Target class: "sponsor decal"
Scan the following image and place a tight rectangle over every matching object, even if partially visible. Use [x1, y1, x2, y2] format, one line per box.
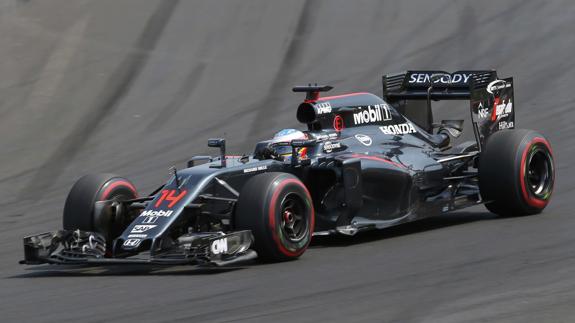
[314, 132, 339, 140]
[131, 225, 156, 233]
[498, 120, 514, 130]
[211, 237, 228, 255]
[323, 141, 342, 153]
[315, 102, 332, 114]
[142, 216, 159, 224]
[379, 123, 417, 135]
[333, 115, 344, 131]
[352, 104, 392, 125]
[486, 79, 511, 94]
[243, 165, 267, 173]
[155, 189, 187, 208]
[123, 239, 142, 248]
[491, 98, 513, 121]
[355, 134, 372, 146]
[408, 73, 472, 85]
[128, 234, 147, 239]
[477, 102, 489, 119]
[140, 209, 174, 217]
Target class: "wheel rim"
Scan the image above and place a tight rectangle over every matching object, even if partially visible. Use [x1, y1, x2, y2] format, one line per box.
[526, 146, 553, 199]
[97, 186, 137, 245]
[279, 193, 308, 243]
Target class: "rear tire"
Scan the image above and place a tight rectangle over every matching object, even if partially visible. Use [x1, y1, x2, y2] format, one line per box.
[63, 174, 138, 242]
[235, 172, 314, 262]
[479, 129, 554, 216]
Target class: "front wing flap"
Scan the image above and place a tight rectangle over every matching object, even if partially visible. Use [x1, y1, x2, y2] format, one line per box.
[21, 230, 255, 267]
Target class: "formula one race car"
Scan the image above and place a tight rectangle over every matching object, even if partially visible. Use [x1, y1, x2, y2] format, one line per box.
[21, 70, 555, 266]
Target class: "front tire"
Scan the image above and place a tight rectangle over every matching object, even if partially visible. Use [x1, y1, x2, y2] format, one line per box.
[63, 174, 138, 242]
[235, 172, 315, 262]
[479, 129, 554, 216]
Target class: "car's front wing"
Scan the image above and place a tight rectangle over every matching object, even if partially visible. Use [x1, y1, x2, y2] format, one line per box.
[20, 229, 255, 267]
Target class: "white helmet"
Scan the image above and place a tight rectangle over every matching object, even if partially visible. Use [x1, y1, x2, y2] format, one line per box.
[270, 129, 308, 158]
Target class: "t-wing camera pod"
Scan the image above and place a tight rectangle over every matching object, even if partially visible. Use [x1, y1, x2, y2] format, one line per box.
[292, 84, 333, 100]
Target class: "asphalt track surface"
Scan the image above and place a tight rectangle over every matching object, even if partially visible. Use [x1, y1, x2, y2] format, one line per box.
[1, 1, 575, 322]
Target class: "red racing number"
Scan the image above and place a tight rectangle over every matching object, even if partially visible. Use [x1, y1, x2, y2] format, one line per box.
[154, 189, 187, 208]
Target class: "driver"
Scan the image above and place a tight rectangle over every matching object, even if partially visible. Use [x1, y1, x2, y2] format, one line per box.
[269, 129, 308, 160]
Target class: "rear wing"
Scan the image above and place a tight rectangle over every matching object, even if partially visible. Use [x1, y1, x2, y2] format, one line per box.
[382, 70, 497, 101]
[382, 70, 515, 149]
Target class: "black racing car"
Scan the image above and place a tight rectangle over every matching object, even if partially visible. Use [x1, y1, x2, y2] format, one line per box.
[21, 70, 555, 266]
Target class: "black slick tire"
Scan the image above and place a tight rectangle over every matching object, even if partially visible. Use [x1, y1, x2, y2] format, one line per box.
[63, 174, 138, 241]
[235, 172, 314, 262]
[479, 129, 554, 216]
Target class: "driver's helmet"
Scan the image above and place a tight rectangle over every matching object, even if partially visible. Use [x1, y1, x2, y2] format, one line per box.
[270, 129, 308, 159]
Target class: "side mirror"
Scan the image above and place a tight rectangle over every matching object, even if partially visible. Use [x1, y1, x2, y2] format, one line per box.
[208, 138, 225, 148]
[208, 138, 226, 168]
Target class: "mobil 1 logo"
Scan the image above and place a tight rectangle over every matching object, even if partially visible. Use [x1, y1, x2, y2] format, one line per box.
[353, 104, 392, 125]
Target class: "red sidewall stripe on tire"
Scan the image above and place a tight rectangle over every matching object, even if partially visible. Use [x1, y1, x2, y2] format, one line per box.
[268, 178, 315, 258]
[100, 180, 138, 201]
[519, 137, 553, 208]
